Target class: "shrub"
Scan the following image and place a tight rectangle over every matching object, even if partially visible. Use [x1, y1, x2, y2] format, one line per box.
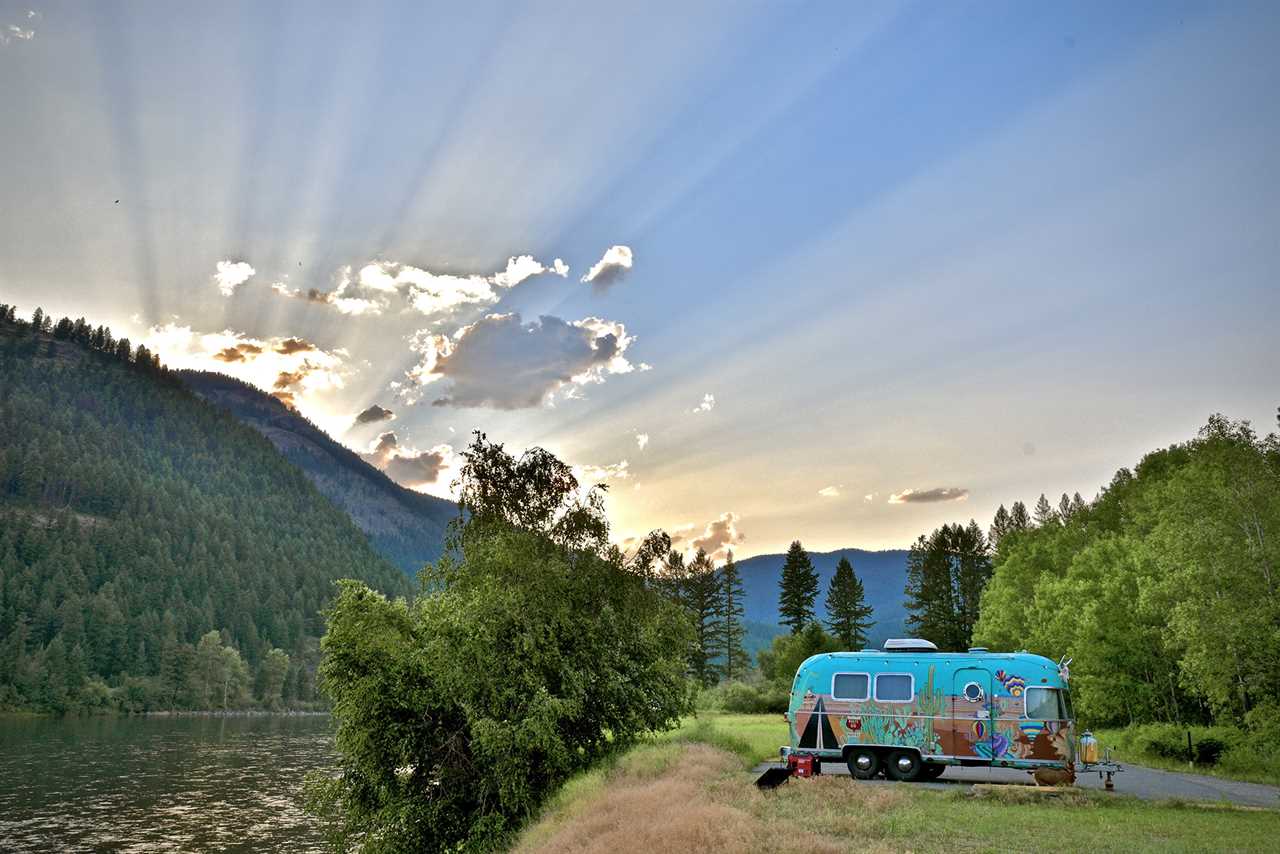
[699, 679, 788, 714]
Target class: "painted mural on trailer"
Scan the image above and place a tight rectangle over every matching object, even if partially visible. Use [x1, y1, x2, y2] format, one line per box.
[790, 658, 1073, 767]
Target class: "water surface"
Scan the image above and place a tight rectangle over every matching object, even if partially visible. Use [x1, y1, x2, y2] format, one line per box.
[0, 715, 335, 852]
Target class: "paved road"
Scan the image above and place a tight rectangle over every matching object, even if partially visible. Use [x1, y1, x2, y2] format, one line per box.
[751, 761, 1280, 809]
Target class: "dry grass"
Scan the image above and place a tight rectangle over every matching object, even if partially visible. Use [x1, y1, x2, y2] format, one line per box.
[513, 744, 854, 854]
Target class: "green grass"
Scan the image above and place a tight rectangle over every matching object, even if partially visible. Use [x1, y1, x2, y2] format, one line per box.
[656, 712, 790, 765]
[513, 716, 1280, 853]
[1092, 726, 1280, 788]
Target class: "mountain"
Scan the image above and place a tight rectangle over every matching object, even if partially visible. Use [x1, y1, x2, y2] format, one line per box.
[736, 548, 911, 648]
[179, 371, 457, 575]
[0, 308, 411, 712]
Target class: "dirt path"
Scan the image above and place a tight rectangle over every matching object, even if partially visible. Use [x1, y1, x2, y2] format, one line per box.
[751, 761, 1280, 808]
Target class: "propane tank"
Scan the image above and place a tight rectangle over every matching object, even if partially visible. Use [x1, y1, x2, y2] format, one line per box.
[1079, 731, 1099, 765]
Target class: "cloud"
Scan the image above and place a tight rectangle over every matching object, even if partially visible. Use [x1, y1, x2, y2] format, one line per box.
[690, 512, 745, 562]
[1, 24, 35, 45]
[290, 254, 568, 320]
[863, 493, 876, 503]
[691, 393, 715, 414]
[887, 487, 970, 504]
[576, 460, 631, 484]
[213, 260, 256, 297]
[398, 312, 639, 409]
[361, 431, 454, 492]
[580, 245, 634, 290]
[818, 485, 841, 498]
[274, 337, 316, 355]
[354, 404, 395, 425]
[635, 432, 649, 451]
[211, 342, 262, 363]
[141, 323, 349, 419]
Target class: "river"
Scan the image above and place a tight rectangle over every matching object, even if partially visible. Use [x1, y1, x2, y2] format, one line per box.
[0, 714, 336, 852]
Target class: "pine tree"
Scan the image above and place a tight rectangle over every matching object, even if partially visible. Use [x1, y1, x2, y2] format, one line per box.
[1033, 493, 1058, 527]
[988, 504, 1011, 547]
[778, 540, 819, 634]
[719, 551, 750, 680]
[685, 549, 724, 686]
[904, 523, 992, 650]
[1058, 492, 1073, 521]
[824, 555, 874, 649]
[1008, 500, 1031, 532]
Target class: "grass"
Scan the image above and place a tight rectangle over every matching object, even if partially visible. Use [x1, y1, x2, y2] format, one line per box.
[1091, 727, 1280, 788]
[512, 714, 1280, 853]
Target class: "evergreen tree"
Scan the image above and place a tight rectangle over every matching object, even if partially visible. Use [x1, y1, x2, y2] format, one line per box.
[718, 551, 750, 680]
[685, 549, 724, 686]
[1033, 493, 1058, 527]
[778, 540, 819, 634]
[904, 522, 992, 650]
[1008, 500, 1031, 532]
[988, 504, 1011, 547]
[825, 555, 874, 649]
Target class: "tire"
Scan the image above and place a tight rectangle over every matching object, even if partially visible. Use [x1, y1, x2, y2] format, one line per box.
[920, 762, 946, 780]
[885, 750, 923, 782]
[846, 748, 880, 780]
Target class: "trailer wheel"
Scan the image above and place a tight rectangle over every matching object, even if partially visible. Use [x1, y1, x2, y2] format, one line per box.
[920, 762, 946, 780]
[885, 750, 923, 782]
[846, 748, 880, 780]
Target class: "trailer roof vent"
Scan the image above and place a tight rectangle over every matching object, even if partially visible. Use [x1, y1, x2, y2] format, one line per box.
[968, 647, 989, 654]
[882, 638, 938, 653]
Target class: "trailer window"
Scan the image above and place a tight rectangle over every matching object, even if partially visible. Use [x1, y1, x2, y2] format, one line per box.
[832, 673, 869, 701]
[874, 673, 913, 702]
[1025, 687, 1066, 720]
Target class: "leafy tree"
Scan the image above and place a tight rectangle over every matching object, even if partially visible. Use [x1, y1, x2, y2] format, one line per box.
[758, 622, 841, 684]
[307, 433, 692, 852]
[825, 555, 874, 649]
[256, 647, 290, 710]
[719, 550, 750, 681]
[778, 540, 819, 634]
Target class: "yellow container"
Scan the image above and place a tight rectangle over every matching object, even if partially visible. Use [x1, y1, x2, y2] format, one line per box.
[1079, 731, 1099, 765]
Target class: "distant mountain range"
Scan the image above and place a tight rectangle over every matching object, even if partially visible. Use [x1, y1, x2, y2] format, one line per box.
[737, 548, 910, 648]
[180, 372, 458, 576]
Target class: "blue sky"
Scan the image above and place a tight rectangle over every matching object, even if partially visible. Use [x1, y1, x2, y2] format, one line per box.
[2, 0, 1277, 556]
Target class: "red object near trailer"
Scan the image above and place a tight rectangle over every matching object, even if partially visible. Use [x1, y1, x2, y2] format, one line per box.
[789, 754, 814, 778]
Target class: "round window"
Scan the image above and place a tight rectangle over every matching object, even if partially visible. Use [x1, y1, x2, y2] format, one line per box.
[963, 681, 984, 703]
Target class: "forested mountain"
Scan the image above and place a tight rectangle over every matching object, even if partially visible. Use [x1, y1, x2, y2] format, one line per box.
[0, 306, 412, 712]
[736, 548, 909, 646]
[179, 371, 457, 575]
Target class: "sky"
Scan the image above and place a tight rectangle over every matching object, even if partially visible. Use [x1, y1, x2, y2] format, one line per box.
[2, 0, 1278, 558]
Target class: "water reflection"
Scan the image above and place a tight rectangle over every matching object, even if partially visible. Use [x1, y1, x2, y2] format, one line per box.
[0, 715, 336, 852]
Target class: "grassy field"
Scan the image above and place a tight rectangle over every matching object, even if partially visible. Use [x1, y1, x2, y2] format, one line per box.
[512, 714, 1280, 853]
[1091, 726, 1280, 788]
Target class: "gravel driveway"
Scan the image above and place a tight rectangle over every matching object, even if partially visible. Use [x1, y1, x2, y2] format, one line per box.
[752, 761, 1280, 808]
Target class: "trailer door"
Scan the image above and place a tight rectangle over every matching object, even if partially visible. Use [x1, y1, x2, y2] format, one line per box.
[951, 667, 993, 759]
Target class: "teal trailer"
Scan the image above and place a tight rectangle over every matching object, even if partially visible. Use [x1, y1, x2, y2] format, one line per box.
[780, 638, 1075, 782]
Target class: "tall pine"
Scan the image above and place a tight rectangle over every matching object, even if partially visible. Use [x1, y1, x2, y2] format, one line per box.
[825, 555, 874, 649]
[719, 551, 750, 680]
[778, 540, 819, 634]
[685, 549, 724, 686]
[904, 522, 992, 650]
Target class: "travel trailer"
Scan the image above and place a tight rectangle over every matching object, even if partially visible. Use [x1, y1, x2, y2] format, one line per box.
[780, 639, 1075, 781]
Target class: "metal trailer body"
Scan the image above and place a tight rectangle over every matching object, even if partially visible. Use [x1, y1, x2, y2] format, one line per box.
[781, 640, 1075, 780]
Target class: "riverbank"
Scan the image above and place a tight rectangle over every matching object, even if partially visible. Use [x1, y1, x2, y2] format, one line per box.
[513, 716, 1280, 853]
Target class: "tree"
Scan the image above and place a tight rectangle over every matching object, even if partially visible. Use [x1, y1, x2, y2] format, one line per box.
[778, 540, 819, 634]
[1008, 500, 1031, 532]
[719, 551, 750, 681]
[307, 433, 693, 853]
[988, 504, 1011, 547]
[685, 549, 724, 686]
[904, 522, 991, 650]
[825, 555, 874, 649]
[1033, 493, 1058, 527]
[256, 647, 290, 710]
